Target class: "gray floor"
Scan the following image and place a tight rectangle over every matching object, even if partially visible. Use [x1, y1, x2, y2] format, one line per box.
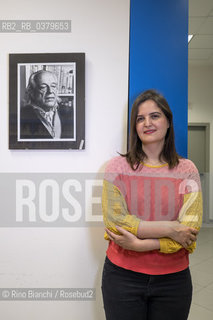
[188, 224, 213, 320]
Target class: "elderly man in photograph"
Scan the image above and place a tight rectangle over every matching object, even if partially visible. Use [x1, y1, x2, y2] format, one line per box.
[20, 70, 73, 139]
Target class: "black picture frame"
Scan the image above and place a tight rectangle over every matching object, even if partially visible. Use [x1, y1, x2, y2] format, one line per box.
[9, 53, 85, 149]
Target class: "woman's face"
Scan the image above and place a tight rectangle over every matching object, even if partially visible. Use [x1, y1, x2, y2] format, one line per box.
[136, 99, 169, 146]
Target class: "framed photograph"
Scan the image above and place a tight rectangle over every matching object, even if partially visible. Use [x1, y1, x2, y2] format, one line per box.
[9, 53, 85, 149]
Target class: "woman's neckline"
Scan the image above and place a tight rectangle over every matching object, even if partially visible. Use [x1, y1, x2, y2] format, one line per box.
[141, 162, 168, 168]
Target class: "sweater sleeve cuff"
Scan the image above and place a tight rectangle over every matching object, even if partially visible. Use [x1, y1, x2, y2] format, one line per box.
[103, 219, 140, 241]
[159, 238, 182, 254]
[159, 238, 196, 254]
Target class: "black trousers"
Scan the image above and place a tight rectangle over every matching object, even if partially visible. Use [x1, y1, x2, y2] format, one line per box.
[102, 257, 192, 320]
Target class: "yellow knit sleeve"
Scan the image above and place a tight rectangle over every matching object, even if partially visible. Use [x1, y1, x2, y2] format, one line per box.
[159, 191, 203, 254]
[102, 179, 141, 240]
[159, 237, 196, 254]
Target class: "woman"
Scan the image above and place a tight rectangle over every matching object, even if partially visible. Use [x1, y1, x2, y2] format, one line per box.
[101, 89, 202, 320]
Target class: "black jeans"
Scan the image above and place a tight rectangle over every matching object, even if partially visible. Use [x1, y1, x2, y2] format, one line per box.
[102, 257, 192, 320]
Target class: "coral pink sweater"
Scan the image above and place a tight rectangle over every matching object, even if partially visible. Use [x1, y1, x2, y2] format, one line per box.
[102, 156, 202, 275]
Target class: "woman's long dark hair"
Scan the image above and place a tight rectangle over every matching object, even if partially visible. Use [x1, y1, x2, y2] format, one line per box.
[124, 89, 180, 170]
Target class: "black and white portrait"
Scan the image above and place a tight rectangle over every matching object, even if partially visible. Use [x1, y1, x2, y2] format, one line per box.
[9, 53, 85, 149]
[19, 63, 75, 141]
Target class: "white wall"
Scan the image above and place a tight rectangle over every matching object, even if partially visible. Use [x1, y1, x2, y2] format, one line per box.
[0, 1, 130, 319]
[188, 65, 213, 220]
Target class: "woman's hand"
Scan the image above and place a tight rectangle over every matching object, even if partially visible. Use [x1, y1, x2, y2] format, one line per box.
[169, 221, 198, 248]
[105, 226, 140, 251]
[105, 226, 160, 252]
